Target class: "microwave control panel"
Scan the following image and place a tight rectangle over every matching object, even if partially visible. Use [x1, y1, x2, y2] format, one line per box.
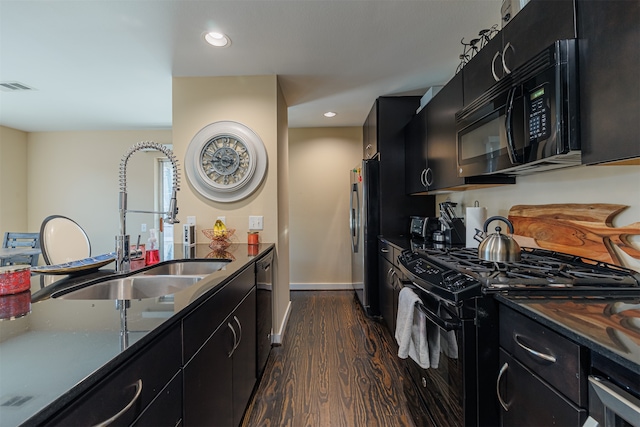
[528, 85, 550, 142]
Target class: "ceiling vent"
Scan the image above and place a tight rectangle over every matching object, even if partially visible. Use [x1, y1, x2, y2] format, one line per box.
[0, 82, 36, 92]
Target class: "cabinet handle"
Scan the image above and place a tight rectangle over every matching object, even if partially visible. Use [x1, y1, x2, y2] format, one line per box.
[420, 169, 427, 187]
[227, 323, 237, 357]
[491, 50, 502, 81]
[365, 144, 372, 159]
[502, 42, 515, 75]
[233, 315, 243, 350]
[514, 334, 557, 363]
[424, 168, 433, 187]
[496, 362, 510, 412]
[92, 379, 143, 427]
[381, 248, 389, 253]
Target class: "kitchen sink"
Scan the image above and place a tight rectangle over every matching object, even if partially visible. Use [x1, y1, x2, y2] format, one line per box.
[139, 260, 230, 276]
[53, 260, 230, 300]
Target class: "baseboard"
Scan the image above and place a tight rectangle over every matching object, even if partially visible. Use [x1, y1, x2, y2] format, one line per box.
[271, 299, 291, 345]
[289, 283, 353, 291]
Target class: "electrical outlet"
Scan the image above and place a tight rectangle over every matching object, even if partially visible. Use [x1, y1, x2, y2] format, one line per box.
[217, 216, 226, 225]
[249, 216, 263, 230]
[187, 216, 196, 225]
[141, 223, 147, 232]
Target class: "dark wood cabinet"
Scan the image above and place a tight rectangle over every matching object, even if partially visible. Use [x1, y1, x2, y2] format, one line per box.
[47, 324, 182, 427]
[378, 239, 403, 335]
[364, 96, 435, 235]
[183, 266, 257, 427]
[404, 107, 429, 194]
[405, 74, 515, 194]
[463, 0, 577, 105]
[184, 310, 235, 426]
[577, 0, 640, 164]
[498, 305, 588, 426]
[363, 102, 377, 159]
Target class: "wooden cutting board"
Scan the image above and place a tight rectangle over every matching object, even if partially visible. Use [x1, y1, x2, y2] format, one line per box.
[507, 204, 640, 266]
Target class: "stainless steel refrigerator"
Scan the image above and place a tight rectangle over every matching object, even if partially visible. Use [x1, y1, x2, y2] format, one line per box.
[350, 159, 380, 316]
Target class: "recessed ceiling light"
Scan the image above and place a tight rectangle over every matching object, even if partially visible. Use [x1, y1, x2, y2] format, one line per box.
[204, 32, 231, 47]
[324, 111, 337, 118]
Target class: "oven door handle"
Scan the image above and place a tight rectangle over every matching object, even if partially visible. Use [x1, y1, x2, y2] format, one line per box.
[415, 302, 461, 332]
[588, 375, 640, 425]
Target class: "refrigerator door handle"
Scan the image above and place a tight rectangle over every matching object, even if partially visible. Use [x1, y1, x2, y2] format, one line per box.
[350, 183, 360, 252]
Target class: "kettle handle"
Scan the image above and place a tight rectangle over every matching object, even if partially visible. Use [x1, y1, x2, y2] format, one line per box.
[483, 216, 515, 234]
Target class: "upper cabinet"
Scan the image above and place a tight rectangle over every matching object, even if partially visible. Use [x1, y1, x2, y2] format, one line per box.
[362, 102, 378, 159]
[463, 0, 577, 105]
[405, 73, 515, 194]
[577, 0, 640, 165]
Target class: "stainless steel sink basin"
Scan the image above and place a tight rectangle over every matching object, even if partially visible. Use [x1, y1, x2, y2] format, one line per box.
[139, 260, 230, 276]
[54, 275, 205, 300]
[53, 260, 230, 300]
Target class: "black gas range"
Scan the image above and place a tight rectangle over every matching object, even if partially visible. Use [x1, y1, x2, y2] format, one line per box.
[396, 246, 640, 427]
[399, 246, 640, 302]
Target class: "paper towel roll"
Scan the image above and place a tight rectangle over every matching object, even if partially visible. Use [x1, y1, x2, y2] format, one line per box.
[465, 206, 487, 248]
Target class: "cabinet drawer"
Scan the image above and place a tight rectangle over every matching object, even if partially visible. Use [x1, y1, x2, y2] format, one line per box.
[498, 350, 586, 426]
[48, 325, 181, 426]
[132, 371, 182, 426]
[183, 264, 255, 362]
[499, 305, 585, 405]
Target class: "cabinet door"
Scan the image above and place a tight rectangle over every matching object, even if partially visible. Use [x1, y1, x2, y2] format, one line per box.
[462, 33, 505, 105]
[184, 319, 234, 427]
[502, 0, 576, 74]
[47, 325, 181, 427]
[425, 72, 464, 191]
[363, 101, 377, 159]
[232, 288, 257, 427]
[378, 253, 395, 335]
[132, 371, 182, 427]
[578, 0, 640, 164]
[405, 107, 429, 194]
[498, 350, 586, 427]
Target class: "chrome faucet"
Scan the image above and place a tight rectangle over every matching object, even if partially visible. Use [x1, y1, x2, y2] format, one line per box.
[116, 141, 180, 273]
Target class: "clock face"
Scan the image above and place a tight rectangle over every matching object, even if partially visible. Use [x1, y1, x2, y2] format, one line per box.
[200, 136, 251, 187]
[185, 121, 268, 203]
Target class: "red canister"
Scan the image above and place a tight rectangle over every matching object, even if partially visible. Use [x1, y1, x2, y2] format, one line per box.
[0, 266, 31, 296]
[0, 290, 31, 320]
[247, 232, 259, 245]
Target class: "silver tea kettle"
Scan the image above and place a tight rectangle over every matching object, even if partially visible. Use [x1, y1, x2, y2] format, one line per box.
[476, 216, 521, 262]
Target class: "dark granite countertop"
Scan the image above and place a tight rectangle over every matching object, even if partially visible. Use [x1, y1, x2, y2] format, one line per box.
[496, 295, 640, 375]
[0, 243, 274, 427]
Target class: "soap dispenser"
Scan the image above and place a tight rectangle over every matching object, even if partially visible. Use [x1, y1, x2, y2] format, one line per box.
[145, 229, 160, 265]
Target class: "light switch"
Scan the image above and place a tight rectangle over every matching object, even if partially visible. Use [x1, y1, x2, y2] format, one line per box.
[249, 216, 263, 230]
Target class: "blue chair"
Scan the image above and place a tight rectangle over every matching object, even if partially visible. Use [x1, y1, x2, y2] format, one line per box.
[2, 232, 41, 267]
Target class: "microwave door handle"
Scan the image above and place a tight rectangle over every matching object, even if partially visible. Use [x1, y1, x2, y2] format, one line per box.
[505, 87, 521, 164]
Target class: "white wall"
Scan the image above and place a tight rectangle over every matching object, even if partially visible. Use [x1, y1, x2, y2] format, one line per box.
[288, 127, 362, 288]
[26, 130, 172, 256]
[0, 126, 28, 233]
[437, 164, 640, 269]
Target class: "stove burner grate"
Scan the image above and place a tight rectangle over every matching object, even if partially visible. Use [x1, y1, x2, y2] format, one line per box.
[414, 246, 640, 292]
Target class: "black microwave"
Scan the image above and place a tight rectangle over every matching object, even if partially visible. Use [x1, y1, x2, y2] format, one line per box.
[455, 39, 580, 177]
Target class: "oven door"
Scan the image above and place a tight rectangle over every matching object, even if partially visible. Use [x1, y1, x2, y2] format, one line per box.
[404, 289, 471, 427]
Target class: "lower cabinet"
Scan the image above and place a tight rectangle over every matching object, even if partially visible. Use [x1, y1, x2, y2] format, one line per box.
[378, 239, 403, 336]
[183, 284, 257, 427]
[498, 304, 587, 426]
[47, 324, 182, 427]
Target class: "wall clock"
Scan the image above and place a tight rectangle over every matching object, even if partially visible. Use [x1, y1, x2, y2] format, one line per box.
[185, 121, 268, 202]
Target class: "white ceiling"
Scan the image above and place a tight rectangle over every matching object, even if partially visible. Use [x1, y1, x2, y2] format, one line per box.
[0, 0, 501, 132]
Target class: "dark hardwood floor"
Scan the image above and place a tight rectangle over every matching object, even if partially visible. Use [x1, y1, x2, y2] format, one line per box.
[242, 290, 422, 427]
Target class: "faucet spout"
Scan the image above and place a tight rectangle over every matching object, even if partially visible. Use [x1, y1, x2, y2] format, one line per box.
[116, 141, 180, 273]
